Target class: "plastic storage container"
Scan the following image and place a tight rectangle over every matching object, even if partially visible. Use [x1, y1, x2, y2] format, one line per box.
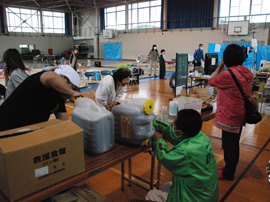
[112, 98, 156, 146]
[72, 97, 114, 155]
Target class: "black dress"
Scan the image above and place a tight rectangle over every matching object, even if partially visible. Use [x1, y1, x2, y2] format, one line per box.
[159, 55, 166, 79]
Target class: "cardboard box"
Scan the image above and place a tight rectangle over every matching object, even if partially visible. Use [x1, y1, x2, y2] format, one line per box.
[51, 184, 111, 202]
[70, 184, 111, 202]
[181, 87, 214, 101]
[0, 120, 85, 202]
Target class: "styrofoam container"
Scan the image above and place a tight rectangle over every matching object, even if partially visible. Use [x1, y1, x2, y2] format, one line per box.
[112, 98, 156, 146]
[72, 97, 114, 155]
[175, 97, 203, 114]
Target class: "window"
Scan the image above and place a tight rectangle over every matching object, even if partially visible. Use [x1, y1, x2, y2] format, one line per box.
[128, 0, 161, 29]
[43, 11, 65, 34]
[219, 0, 270, 23]
[250, 0, 270, 23]
[6, 7, 41, 33]
[104, 5, 125, 30]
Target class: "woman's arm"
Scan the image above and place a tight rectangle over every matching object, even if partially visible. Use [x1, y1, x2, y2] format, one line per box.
[40, 71, 83, 102]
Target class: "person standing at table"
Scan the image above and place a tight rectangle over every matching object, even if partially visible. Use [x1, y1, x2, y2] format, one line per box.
[208, 44, 253, 181]
[193, 44, 204, 73]
[159, 49, 166, 79]
[146, 109, 219, 202]
[3, 48, 31, 99]
[0, 66, 83, 132]
[96, 68, 130, 111]
[69, 48, 78, 71]
[148, 44, 159, 77]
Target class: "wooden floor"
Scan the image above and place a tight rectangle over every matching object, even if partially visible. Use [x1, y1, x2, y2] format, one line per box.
[56, 76, 270, 202]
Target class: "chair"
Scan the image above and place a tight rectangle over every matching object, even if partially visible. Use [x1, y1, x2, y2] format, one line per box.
[100, 70, 111, 78]
[84, 72, 99, 97]
[127, 68, 138, 90]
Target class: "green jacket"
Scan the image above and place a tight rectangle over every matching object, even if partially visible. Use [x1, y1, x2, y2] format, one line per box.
[153, 120, 219, 202]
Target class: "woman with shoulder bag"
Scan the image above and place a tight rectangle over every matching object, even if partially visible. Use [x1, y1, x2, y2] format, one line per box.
[208, 44, 253, 181]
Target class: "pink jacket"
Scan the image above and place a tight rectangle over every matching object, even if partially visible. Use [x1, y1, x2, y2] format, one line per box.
[209, 66, 253, 126]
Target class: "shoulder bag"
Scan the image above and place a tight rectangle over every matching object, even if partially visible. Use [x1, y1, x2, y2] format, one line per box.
[228, 69, 262, 124]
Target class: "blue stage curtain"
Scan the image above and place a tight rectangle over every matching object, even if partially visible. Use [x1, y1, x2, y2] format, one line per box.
[0, 5, 5, 33]
[160, 0, 164, 29]
[65, 13, 70, 35]
[100, 8, 105, 31]
[167, 0, 214, 29]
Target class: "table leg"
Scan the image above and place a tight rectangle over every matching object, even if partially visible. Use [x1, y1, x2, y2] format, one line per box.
[150, 150, 155, 190]
[156, 161, 161, 190]
[121, 162, 125, 191]
[128, 158, 132, 187]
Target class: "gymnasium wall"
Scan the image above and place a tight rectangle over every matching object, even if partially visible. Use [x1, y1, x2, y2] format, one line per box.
[76, 0, 269, 61]
[0, 35, 73, 58]
[99, 28, 269, 61]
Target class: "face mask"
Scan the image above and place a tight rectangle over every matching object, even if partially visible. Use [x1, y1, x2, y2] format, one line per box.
[200, 47, 203, 50]
[154, 47, 157, 50]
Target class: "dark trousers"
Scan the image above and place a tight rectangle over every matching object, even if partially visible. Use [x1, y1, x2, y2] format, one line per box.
[159, 66, 165, 79]
[222, 128, 242, 179]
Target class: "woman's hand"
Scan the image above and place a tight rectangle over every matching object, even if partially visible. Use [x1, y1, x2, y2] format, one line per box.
[214, 59, 225, 74]
[105, 105, 111, 111]
[219, 59, 225, 69]
[69, 91, 84, 103]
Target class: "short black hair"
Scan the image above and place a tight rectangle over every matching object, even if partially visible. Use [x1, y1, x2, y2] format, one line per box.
[223, 44, 246, 67]
[199, 44, 203, 47]
[175, 109, 202, 138]
[161, 49, 165, 53]
[112, 68, 131, 83]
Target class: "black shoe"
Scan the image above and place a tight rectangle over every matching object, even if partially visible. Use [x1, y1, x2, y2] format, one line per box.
[148, 74, 151, 76]
[154, 74, 157, 78]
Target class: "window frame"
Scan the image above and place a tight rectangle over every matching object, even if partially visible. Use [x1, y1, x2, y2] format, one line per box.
[5, 7, 66, 35]
[5, 7, 41, 33]
[219, 0, 270, 24]
[104, 5, 126, 30]
[42, 11, 65, 34]
[128, 0, 162, 30]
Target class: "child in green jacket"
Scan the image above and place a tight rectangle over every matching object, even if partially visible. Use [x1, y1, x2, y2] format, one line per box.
[146, 109, 219, 202]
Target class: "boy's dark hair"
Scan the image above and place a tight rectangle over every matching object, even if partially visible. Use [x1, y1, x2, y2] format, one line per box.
[161, 49, 165, 53]
[175, 109, 202, 138]
[199, 44, 203, 47]
[223, 44, 246, 67]
[112, 68, 131, 87]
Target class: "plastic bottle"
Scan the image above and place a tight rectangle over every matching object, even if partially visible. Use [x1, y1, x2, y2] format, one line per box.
[72, 97, 115, 155]
[161, 106, 168, 122]
[112, 98, 156, 146]
[267, 77, 270, 86]
[169, 100, 178, 116]
[265, 105, 270, 116]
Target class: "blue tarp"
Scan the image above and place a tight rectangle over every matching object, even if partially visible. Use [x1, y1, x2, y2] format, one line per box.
[208, 43, 255, 69]
[256, 45, 270, 68]
[104, 43, 122, 60]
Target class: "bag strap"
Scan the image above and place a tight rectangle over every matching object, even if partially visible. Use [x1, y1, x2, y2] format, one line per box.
[227, 69, 247, 99]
